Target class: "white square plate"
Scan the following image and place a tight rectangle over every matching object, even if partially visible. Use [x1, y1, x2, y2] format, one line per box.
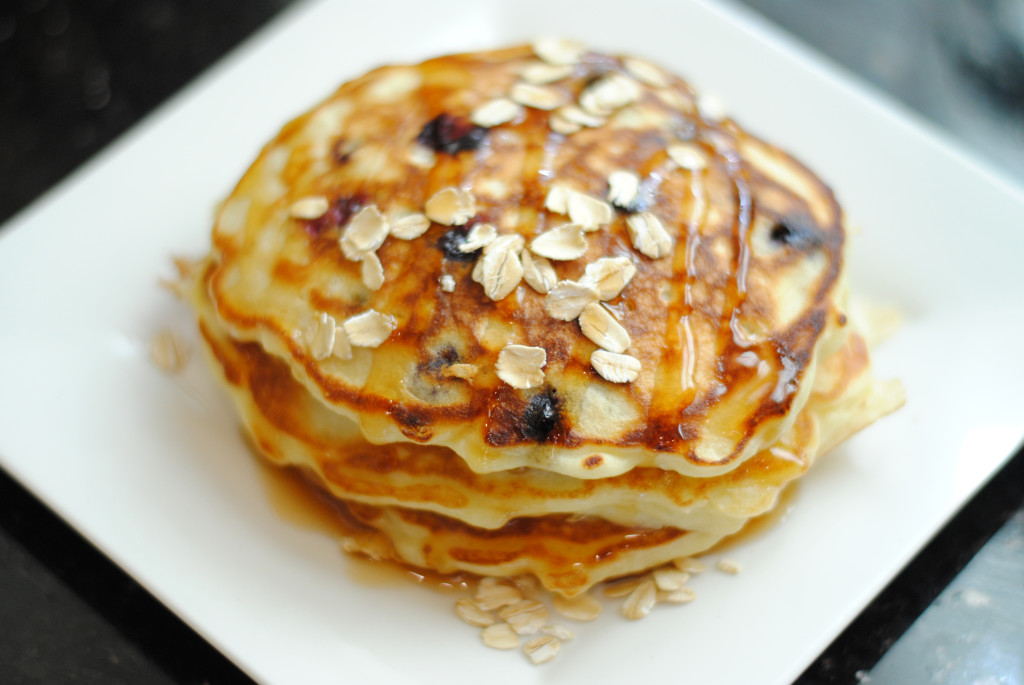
[2, 1, 1023, 683]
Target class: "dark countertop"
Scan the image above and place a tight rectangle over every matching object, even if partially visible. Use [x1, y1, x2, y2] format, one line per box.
[1, 2, 1021, 683]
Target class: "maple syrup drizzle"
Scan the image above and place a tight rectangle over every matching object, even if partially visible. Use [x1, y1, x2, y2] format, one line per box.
[646, 156, 707, 427]
[311, 53, 806, 455]
[646, 114, 766, 451]
[708, 129, 771, 385]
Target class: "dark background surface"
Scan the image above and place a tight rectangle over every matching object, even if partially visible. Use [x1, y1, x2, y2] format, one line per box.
[1, 1, 1022, 683]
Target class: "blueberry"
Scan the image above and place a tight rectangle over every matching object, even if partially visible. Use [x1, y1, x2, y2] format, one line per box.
[416, 113, 488, 155]
[437, 228, 480, 262]
[768, 213, 823, 249]
[521, 389, 560, 442]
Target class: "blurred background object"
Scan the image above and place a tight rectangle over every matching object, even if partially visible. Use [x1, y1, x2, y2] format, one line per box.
[736, 4, 1024, 683]
[0, 1, 1021, 684]
[0, 0, 293, 226]
[738, 0, 1024, 181]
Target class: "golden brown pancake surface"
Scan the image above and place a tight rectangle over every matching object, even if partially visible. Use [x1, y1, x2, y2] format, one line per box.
[205, 45, 850, 480]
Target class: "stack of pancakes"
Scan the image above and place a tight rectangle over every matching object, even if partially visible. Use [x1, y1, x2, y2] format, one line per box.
[186, 42, 903, 597]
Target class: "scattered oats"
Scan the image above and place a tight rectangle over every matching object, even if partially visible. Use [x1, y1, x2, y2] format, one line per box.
[360, 252, 385, 291]
[289, 195, 330, 220]
[455, 598, 496, 628]
[543, 624, 575, 640]
[623, 57, 669, 88]
[532, 36, 587, 65]
[498, 599, 548, 636]
[621, 579, 657, 620]
[159, 256, 199, 299]
[609, 105, 670, 130]
[552, 592, 603, 622]
[652, 567, 691, 592]
[471, 256, 485, 283]
[443, 363, 478, 380]
[530, 223, 588, 260]
[476, 578, 523, 611]
[579, 73, 642, 116]
[473, 234, 525, 285]
[150, 330, 186, 373]
[659, 586, 697, 604]
[626, 211, 674, 259]
[407, 144, 436, 169]
[483, 233, 526, 255]
[471, 97, 523, 127]
[459, 222, 498, 252]
[367, 67, 421, 101]
[579, 303, 631, 353]
[549, 110, 582, 135]
[331, 325, 353, 360]
[511, 574, 541, 594]
[472, 237, 524, 301]
[510, 82, 567, 111]
[307, 312, 337, 361]
[697, 92, 728, 121]
[425, 187, 476, 226]
[544, 183, 571, 214]
[717, 558, 742, 575]
[655, 87, 693, 112]
[521, 250, 558, 293]
[481, 623, 520, 650]
[567, 191, 614, 231]
[340, 205, 390, 260]
[521, 61, 574, 84]
[495, 343, 546, 389]
[580, 256, 636, 300]
[667, 142, 707, 171]
[556, 104, 607, 128]
[602, 576, 647, 598]
[389, 212, 430, 240]
[439, 273, 456, 292]
[606, 170, 641, 209]
[591, 349, 642, 383]
[545, 280, 600, 321]
[342, 310, 396, 347]
[546, 184, 614, 229]
[672, 557, 707, 574]
[523, 635, 561, 665]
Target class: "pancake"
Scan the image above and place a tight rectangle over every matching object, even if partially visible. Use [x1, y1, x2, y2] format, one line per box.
[204, 44, 852, 480]
[186, 40, 904, 597]
[189, 249, 899, 596]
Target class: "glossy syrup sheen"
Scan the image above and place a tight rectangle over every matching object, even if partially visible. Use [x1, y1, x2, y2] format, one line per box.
[204, 45, 848, 479]
[196, 306, 811, 534]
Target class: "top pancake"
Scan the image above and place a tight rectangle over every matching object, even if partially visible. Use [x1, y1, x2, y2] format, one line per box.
[204, 43, 847, 479]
